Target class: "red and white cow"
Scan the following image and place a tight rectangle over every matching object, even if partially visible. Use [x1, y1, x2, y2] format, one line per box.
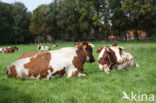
[0, 46, 19, 53]
[7, 42, 95, 79]
[111, 52, 139, 70]
[97, 44, 124, 74]
[52, 43, 58, 48]
[38, 45, 50, 51]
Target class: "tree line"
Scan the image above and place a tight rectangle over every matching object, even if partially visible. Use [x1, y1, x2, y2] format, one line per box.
[0, 0, 156, 44]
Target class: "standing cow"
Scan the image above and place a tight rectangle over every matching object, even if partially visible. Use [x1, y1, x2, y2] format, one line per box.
[7, 42, 95, 79]
[97, 44, 124, 74]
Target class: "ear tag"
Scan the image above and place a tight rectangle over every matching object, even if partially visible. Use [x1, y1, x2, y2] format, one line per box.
[83, 45, 87, 48]
[75, 45, 78, 48]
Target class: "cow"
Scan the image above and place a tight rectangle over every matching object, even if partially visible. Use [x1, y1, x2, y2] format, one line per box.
[7, 41, 95, 79]
[52, 43, 58, 48]
[38, 45, 50, 51]
[111, 52, 139, 70]
[0, 46, 19, 53]
[97, 44, 124, 74]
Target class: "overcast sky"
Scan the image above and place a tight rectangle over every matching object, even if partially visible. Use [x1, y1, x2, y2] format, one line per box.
[2, 0, 52, 11]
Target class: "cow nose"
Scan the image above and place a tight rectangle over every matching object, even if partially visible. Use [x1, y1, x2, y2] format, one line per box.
[119, 59, 124, 63]
[90, 58, 95, 63]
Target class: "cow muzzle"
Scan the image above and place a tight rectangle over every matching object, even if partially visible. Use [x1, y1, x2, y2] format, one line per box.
[118, 59, 124, 64]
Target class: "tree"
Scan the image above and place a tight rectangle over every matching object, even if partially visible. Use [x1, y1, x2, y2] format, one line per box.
[121, 0, 156, 39]
[30, 4, 50, 41]
[0, 2, 14, 44]
[11, 2, 31, 43]
[0, 2, 32, 44]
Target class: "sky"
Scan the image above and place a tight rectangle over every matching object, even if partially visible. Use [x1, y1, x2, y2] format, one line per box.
[2, 0, 53, 11]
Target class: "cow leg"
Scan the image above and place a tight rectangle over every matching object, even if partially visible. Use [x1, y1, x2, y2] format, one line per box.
[99, 64, 104, 71]
[67, 65, 86, 77]
[78, 73, 86, 77]
[103, 64, 110, 74]
[66, 65, 78, 77]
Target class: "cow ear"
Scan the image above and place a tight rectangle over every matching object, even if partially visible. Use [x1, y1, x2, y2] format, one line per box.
[112, 44, 117, 46]
[119, 46, 124, 51]
[106, 46, 110, 52]
[96, 47, 104, 53]
[74, 42, 79, 48]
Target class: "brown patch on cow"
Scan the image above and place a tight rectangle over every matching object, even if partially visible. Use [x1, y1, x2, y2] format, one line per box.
[52, 68, 66, 76]
[112, 44, 117, 46]
[8, 65, 17, 77]
[21, 52, 39, 59]
[73, 46, 86, 73]
[1, 46, 18, 53]
[119, 48, 124, 56]
[97, 47, 104, 53]
[98, 47, 110, 67]
[71, 71, 79, 77]
[108, 47, 118, 64]
[24, 52, 53, 79]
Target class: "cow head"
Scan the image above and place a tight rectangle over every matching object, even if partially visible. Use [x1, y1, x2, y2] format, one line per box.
[74, 41, 95, 63]
[13, 46, 19, 51]
[106, 44, 124, 64]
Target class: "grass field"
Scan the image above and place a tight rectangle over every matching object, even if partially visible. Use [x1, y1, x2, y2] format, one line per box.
[0, 42, 156, 103]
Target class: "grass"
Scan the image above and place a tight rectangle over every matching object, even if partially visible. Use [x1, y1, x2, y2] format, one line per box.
[0, 42, 156, 103]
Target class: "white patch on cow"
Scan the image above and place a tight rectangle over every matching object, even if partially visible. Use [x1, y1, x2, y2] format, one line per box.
[98, 47, 106, 60]
[86, 56, 90, 62]
[110, 46, 122, 62]
[46, 70, 53, 80]
[103, 64, 110, 74]
[67, 65, 77, 77]
[30, 75, 36, 79]
[78, 73, 86, 77]
[99, 64, 104, 71]
[7, 58, 30, 78]
[49, 47, 78, 78]
[37, 74, 40, 79]
[0, 48, 2, 52]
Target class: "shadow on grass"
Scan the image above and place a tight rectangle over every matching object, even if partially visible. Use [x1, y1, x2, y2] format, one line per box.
[0, 84, 33, 103]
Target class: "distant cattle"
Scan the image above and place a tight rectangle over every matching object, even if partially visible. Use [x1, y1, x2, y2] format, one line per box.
[52, 43, 58, 48]
[0, 46, 19, 53]
[97, 44, 124, 74]
[7, 41, 95, 79]
[111, 52, 139, 70]
[38, 45, 50, 51]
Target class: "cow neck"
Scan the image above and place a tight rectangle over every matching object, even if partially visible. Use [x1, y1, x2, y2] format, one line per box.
[76, 46, 87, 64]
[106, 47, 113, 66]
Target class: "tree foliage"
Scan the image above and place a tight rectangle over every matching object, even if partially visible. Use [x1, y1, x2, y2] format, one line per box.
[0, 0, 156, 44]
[0, 2, 32, 44]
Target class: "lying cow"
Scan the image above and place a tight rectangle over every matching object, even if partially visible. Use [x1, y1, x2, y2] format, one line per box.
[0, 46, 19, 53]
[97, 44, 124, 74]
[38, 45, 50, 51]
[7, 41, 95, 79]
[111, 52, 139, 70]
[52, 43, 58, 48]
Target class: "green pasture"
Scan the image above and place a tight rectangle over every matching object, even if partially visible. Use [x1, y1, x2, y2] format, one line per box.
[0, 42, 156, 103]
